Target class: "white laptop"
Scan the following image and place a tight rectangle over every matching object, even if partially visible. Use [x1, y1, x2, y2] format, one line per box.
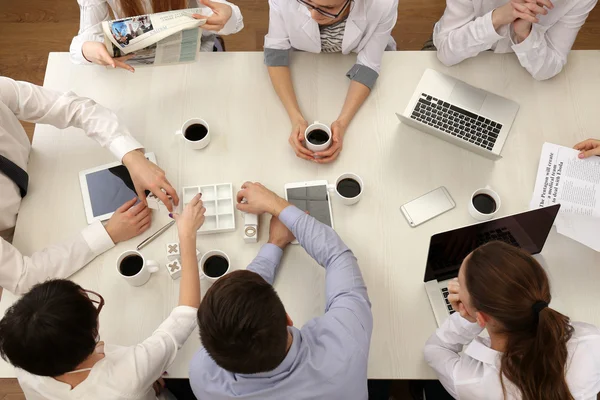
[397, 69, 520, 160]
[424, 204, 561, 327]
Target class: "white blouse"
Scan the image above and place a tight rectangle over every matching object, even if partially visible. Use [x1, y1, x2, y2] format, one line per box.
[70, 0, 244, 64]
[424, 312, 600, 399]
[16, 306, 197, 400]
[432, 0, 597, 80]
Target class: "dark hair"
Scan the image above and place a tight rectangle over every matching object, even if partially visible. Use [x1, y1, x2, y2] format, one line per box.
[197, 270, 289, 374]
[464, 241, 574, 400]
[118, 0, 187, 17]
[0, 280, 99, 376]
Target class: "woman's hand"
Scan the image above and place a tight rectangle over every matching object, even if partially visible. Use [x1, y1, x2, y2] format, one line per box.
[172, 194, 206, 239]
[314, 120, 346, 163]
[447, 279, 477, 323]
[574, 138, 600, 159]
[82, 41, 135, 72]
[104, 198, 152, 243]
[192, 0, 233, 31]
[288, 118, 313, 161]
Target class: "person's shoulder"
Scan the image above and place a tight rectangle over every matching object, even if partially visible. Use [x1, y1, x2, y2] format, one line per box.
[569, 321, 600, 343]
[189, 348, 220, 377]
[362, 0, 398, 17]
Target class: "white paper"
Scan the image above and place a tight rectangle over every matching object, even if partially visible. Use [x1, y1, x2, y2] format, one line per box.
[530, 142, 600, 251]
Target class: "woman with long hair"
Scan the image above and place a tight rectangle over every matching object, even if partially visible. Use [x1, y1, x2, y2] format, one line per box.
[424, 241, 600, 399]
[71, 0, 244, 71]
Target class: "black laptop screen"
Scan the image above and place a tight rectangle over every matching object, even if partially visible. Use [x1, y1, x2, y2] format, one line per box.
[423, 204, 561, 282]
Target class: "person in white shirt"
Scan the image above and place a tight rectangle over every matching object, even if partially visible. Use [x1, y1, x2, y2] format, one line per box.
[264, 0, 398, 163]
[0, 194, 206, 400]
[575, 137, 600, 159]
[424, 241, 600, 400]
[72, 0, 244, 71]
[432, 0, 597, 81]
[0, 76, 179, 295]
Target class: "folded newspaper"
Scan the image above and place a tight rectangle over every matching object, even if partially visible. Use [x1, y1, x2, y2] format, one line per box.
[102, 8, 206, 67]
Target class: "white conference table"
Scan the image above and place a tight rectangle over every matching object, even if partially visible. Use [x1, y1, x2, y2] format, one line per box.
[2, 50, 600, 380]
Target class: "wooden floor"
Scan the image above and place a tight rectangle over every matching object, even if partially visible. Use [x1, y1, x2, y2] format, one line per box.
[0, 0, 599, 397]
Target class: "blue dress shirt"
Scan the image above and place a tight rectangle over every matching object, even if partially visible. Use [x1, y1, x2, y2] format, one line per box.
[189, 205, 373, 400]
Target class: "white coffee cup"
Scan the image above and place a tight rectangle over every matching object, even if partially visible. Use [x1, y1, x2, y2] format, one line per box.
[199, 250, 230, 287]
[116, 250, 159, 287]
[175, 118, 210, 150]
[328, 173, 364, 206]
[468, 186, 501, 221]
[304, 121, 332, 153]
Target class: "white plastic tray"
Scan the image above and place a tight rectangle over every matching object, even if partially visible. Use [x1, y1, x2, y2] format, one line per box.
[182, 183, 236, 234]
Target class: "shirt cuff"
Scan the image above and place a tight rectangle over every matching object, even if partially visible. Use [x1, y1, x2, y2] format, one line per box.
[278, 205, 305, 230]
[155, 305, 198, 348]
[478, 10, 506, 43]
[437, 312, 484, 342]
[264, 48, 290, 67]
[510, 23, 542, 53]
[81, 221, 115, 256]
[108, 135, 144, 161]
[256, 243, 284, 266]
[346, 64, 379, 90]
[218, 2, 244, 35]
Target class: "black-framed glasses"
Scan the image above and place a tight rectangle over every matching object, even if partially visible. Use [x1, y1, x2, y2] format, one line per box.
[297, 0, 353, 19]
[84, 290, 105, 315]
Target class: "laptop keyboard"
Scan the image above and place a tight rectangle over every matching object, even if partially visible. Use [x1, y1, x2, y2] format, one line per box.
[410, 93, 503, 152]
[476, 227, 520, 247]
[441, 287, 456, 315]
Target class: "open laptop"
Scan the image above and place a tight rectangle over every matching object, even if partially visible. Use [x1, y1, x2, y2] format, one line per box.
[424, 204, 561, 327]
[396, 69, 519, 161]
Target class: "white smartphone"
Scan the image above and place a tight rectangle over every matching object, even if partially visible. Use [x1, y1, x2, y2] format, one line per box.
[284, 180, 334, 243]
[400, 186, 455, 227]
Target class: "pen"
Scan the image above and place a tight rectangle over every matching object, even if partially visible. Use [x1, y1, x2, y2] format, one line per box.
[137, 220, 176, 251]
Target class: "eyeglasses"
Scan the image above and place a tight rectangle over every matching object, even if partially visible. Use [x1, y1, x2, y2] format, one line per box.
[297, 0, 353, 19]
[84, 290, 105, 315]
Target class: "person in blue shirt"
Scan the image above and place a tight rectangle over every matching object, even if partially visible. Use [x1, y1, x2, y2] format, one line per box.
[189, 181, 373, 400]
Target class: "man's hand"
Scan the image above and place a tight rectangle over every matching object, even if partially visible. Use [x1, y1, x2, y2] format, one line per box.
[492, 0, 553, 30]
[236, 182, 290, 216]
[268, 216, 296, 249]
[192, 0, 233, 31]
[105, 198, 152, 243]
[172, 193, 206, 239]
[122, 150, 180, 212]
[447, 279, 477, 323]
[82, 41, 135, 72]
[288, 118, 313, 161]
[314, 120, 346, 163]
[574, 138, 600, 159]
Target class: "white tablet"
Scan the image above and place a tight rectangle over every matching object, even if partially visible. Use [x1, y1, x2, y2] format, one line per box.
[284, 180, 334, 235]
[79, 153, 156, 224]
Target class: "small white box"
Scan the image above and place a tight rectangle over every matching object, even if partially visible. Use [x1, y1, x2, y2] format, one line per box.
[243, 213, 258, 243]
[165, 259, 182, 280]
[147, 193, 160, 210]
[166, 242, 180, 261]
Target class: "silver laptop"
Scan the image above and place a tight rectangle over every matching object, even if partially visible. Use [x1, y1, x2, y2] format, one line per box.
[424, 204, 561, 327]
[396, 69, 519, 160]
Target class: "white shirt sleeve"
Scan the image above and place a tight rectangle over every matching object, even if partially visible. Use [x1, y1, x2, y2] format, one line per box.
[355, 0, 398, 75]
[433, 1, 506, 67]
[0, 77, 142, 161]
[0, 221, 114, 295]
[423, 312, 484, 399]
[118, 306, 198, 392]
[70, 0, 110, 65]
[510, 0, 597, 81]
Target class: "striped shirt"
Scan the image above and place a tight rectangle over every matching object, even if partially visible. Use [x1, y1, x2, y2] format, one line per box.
[320, 19, 347, 53]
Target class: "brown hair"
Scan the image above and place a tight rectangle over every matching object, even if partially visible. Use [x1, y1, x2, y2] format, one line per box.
[197, 270, 289, 374]
[464, 241, 574, 400]
[118, 0, 187, 17]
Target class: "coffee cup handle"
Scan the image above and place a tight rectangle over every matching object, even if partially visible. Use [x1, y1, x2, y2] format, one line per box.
[175, 130, 182, 136]
[327, 184, 336, 192]
[147, 260, 160, 273]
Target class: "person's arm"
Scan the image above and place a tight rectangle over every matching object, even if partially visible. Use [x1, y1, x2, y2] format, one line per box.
[510, 0, 597, 80]
[196, 0, 244, 35]
[70, 0, 110, 65]
[278, 205, 373, 349]
[246, 215, 294, 284]
[433, 0, 508, 66]
[423, 312, 484, 398]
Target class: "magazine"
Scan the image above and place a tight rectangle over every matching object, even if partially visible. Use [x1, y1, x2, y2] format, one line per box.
[102, 8, 206, 67]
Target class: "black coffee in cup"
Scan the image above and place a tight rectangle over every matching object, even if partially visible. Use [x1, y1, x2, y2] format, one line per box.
[337, 178, 361, 198]
[120, 255, 143, 276]
[203, 255, 229, 278]
[184, 124, 208, 142]
[306, 129, 329, 145]
[472, 194, 497, 214]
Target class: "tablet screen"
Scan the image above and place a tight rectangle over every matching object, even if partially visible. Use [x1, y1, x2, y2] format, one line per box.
[85, 165, 140, 218]
[285, 185, 332, 227]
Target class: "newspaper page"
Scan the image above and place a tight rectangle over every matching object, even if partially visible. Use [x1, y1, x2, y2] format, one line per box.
[102, 8, 206, 66]
[530, 142, 600, 251]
